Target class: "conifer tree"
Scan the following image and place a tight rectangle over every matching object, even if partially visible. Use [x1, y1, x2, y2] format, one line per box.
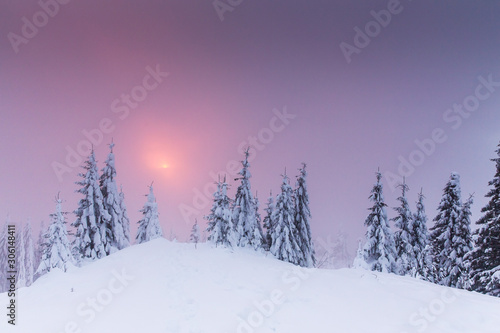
[72, 149, 111, 261]
[392, 180, 414, 275]
[262, 191, 275, 251]
[294, 163, 315, 267]
[119, 185, 131, 246]
[232, 149, 263, 249]
[37, 195, 74, 274]
[100, 141, 130, 253]
[470, 143, 500, 296]
[136, 184, 163, 244]
[190, 219, 200, 249]
[16, 223, 26, 289]
[430, 172, 471, 287]
[206, 177, 235, 247]
[23, 222, 35, 286]
[360, 170, 397, 273]
[412, 189, 432, 280]
[270, 173, 302, 265]
[34, 220, 45, 279]
[453, 195, 474, 289]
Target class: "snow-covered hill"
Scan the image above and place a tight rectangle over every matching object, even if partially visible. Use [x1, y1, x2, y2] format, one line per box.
[2, 238, 500, 333]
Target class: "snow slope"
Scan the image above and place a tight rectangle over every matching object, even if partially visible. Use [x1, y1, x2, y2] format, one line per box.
[1, 238, 500, 333]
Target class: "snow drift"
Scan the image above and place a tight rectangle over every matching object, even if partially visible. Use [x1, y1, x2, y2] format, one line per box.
[1, 238, 500, 333]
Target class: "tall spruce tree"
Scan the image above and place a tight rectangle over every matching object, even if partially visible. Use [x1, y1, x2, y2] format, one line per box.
[392, 180, 414, 276]
[360, 170, 397, 273]
[262, 191, 275, 251]
[206, 177, 235, 247]
[412, 189, 432, 280]
[136, 184, 163, 244]
[470, 142, 500, 296]
[23, 222, 35, 286]
[294, 163, 315, 267]
[72, 149, 111, 261]
[430, 172, 470, 287]
[453, 195, 474, 289]
[270, 173, 302, 265]
[232, 149, 263, 249]
[37, 195, 74, 274]
[100, 141, 130, 253]
[119, 186, 131, 247]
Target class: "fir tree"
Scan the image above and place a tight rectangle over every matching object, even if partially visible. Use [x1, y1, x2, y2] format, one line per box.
[360, 170, 397, 273]
[453, 195, 474, 289]
[72, 149, 111, 261]
[430, 172, 471, 287]
[190, 219, 200, 248]
[119, 185, 131, 247]
[206, 177, 235, 247]
[16, 223, 26, 289]
[100, 141, 130, 253]
[37, 195, 74, 274]
[270, 173, 302, 265]
[294, 163, 315, 267]
[392, 180, 414, 275]
[232, 148, 263, 249]
[262, 191, 275, 251]
[470, 142, 500, 296]
[23, 222, 35, 286]
[34, 220, 45, 279]
[136, 184, 163, 244]
[412, 189, 432, 280]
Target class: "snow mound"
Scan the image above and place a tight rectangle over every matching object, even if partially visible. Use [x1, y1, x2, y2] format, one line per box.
[2, 238, 500, 333]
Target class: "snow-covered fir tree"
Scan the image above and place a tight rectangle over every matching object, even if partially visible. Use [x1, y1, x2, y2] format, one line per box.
[430, 172, 471, 287]
[119, 186, 131, 247]
[16, 223, 26, 289]
[454, 195, 474, 289]
[392, 180, 415, 276]
[206, 177, 236, 247]
[262, 191, 275, 251]
[359, 170, 397, 273]
[294, 163, 315, 267]
[254, 193, 262, 245]
[190, 219, 200, 248]
[412, 189, 432, 280]
[353, 239, 367, 270]
[23, 222, 35, 286]
[37, 195, 75, 274]
[270, 173, 302, 265]
[0, 221, 7, 292]
[470, 142, 500, 296]
[34, 220, 45, 279]
[72, 149, 111, 261]
[100, 141, 130, 253]
[232, 148, 263, 249]
[136, 184, 163, 244]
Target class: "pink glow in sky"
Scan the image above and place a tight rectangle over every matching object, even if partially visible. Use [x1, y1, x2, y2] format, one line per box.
[1, 1, 500, 253]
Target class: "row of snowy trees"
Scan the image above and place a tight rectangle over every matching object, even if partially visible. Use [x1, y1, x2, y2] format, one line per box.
[0, 142, 166, 292]
[356, 142, 500, 297]
[204, 149, 315, 267]
[0, 220, 39, 291]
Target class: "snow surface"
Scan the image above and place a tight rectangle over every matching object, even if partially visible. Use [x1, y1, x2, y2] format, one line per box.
[2, 238, 500, 333]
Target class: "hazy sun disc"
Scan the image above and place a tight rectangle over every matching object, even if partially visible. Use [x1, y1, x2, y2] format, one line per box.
[162, 164, 169, 169]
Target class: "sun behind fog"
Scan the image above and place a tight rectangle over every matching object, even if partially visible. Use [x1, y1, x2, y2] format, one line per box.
[162, 163, 169, 169]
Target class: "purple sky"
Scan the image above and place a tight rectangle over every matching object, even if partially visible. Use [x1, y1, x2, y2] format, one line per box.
[1, 1, 500, 255]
